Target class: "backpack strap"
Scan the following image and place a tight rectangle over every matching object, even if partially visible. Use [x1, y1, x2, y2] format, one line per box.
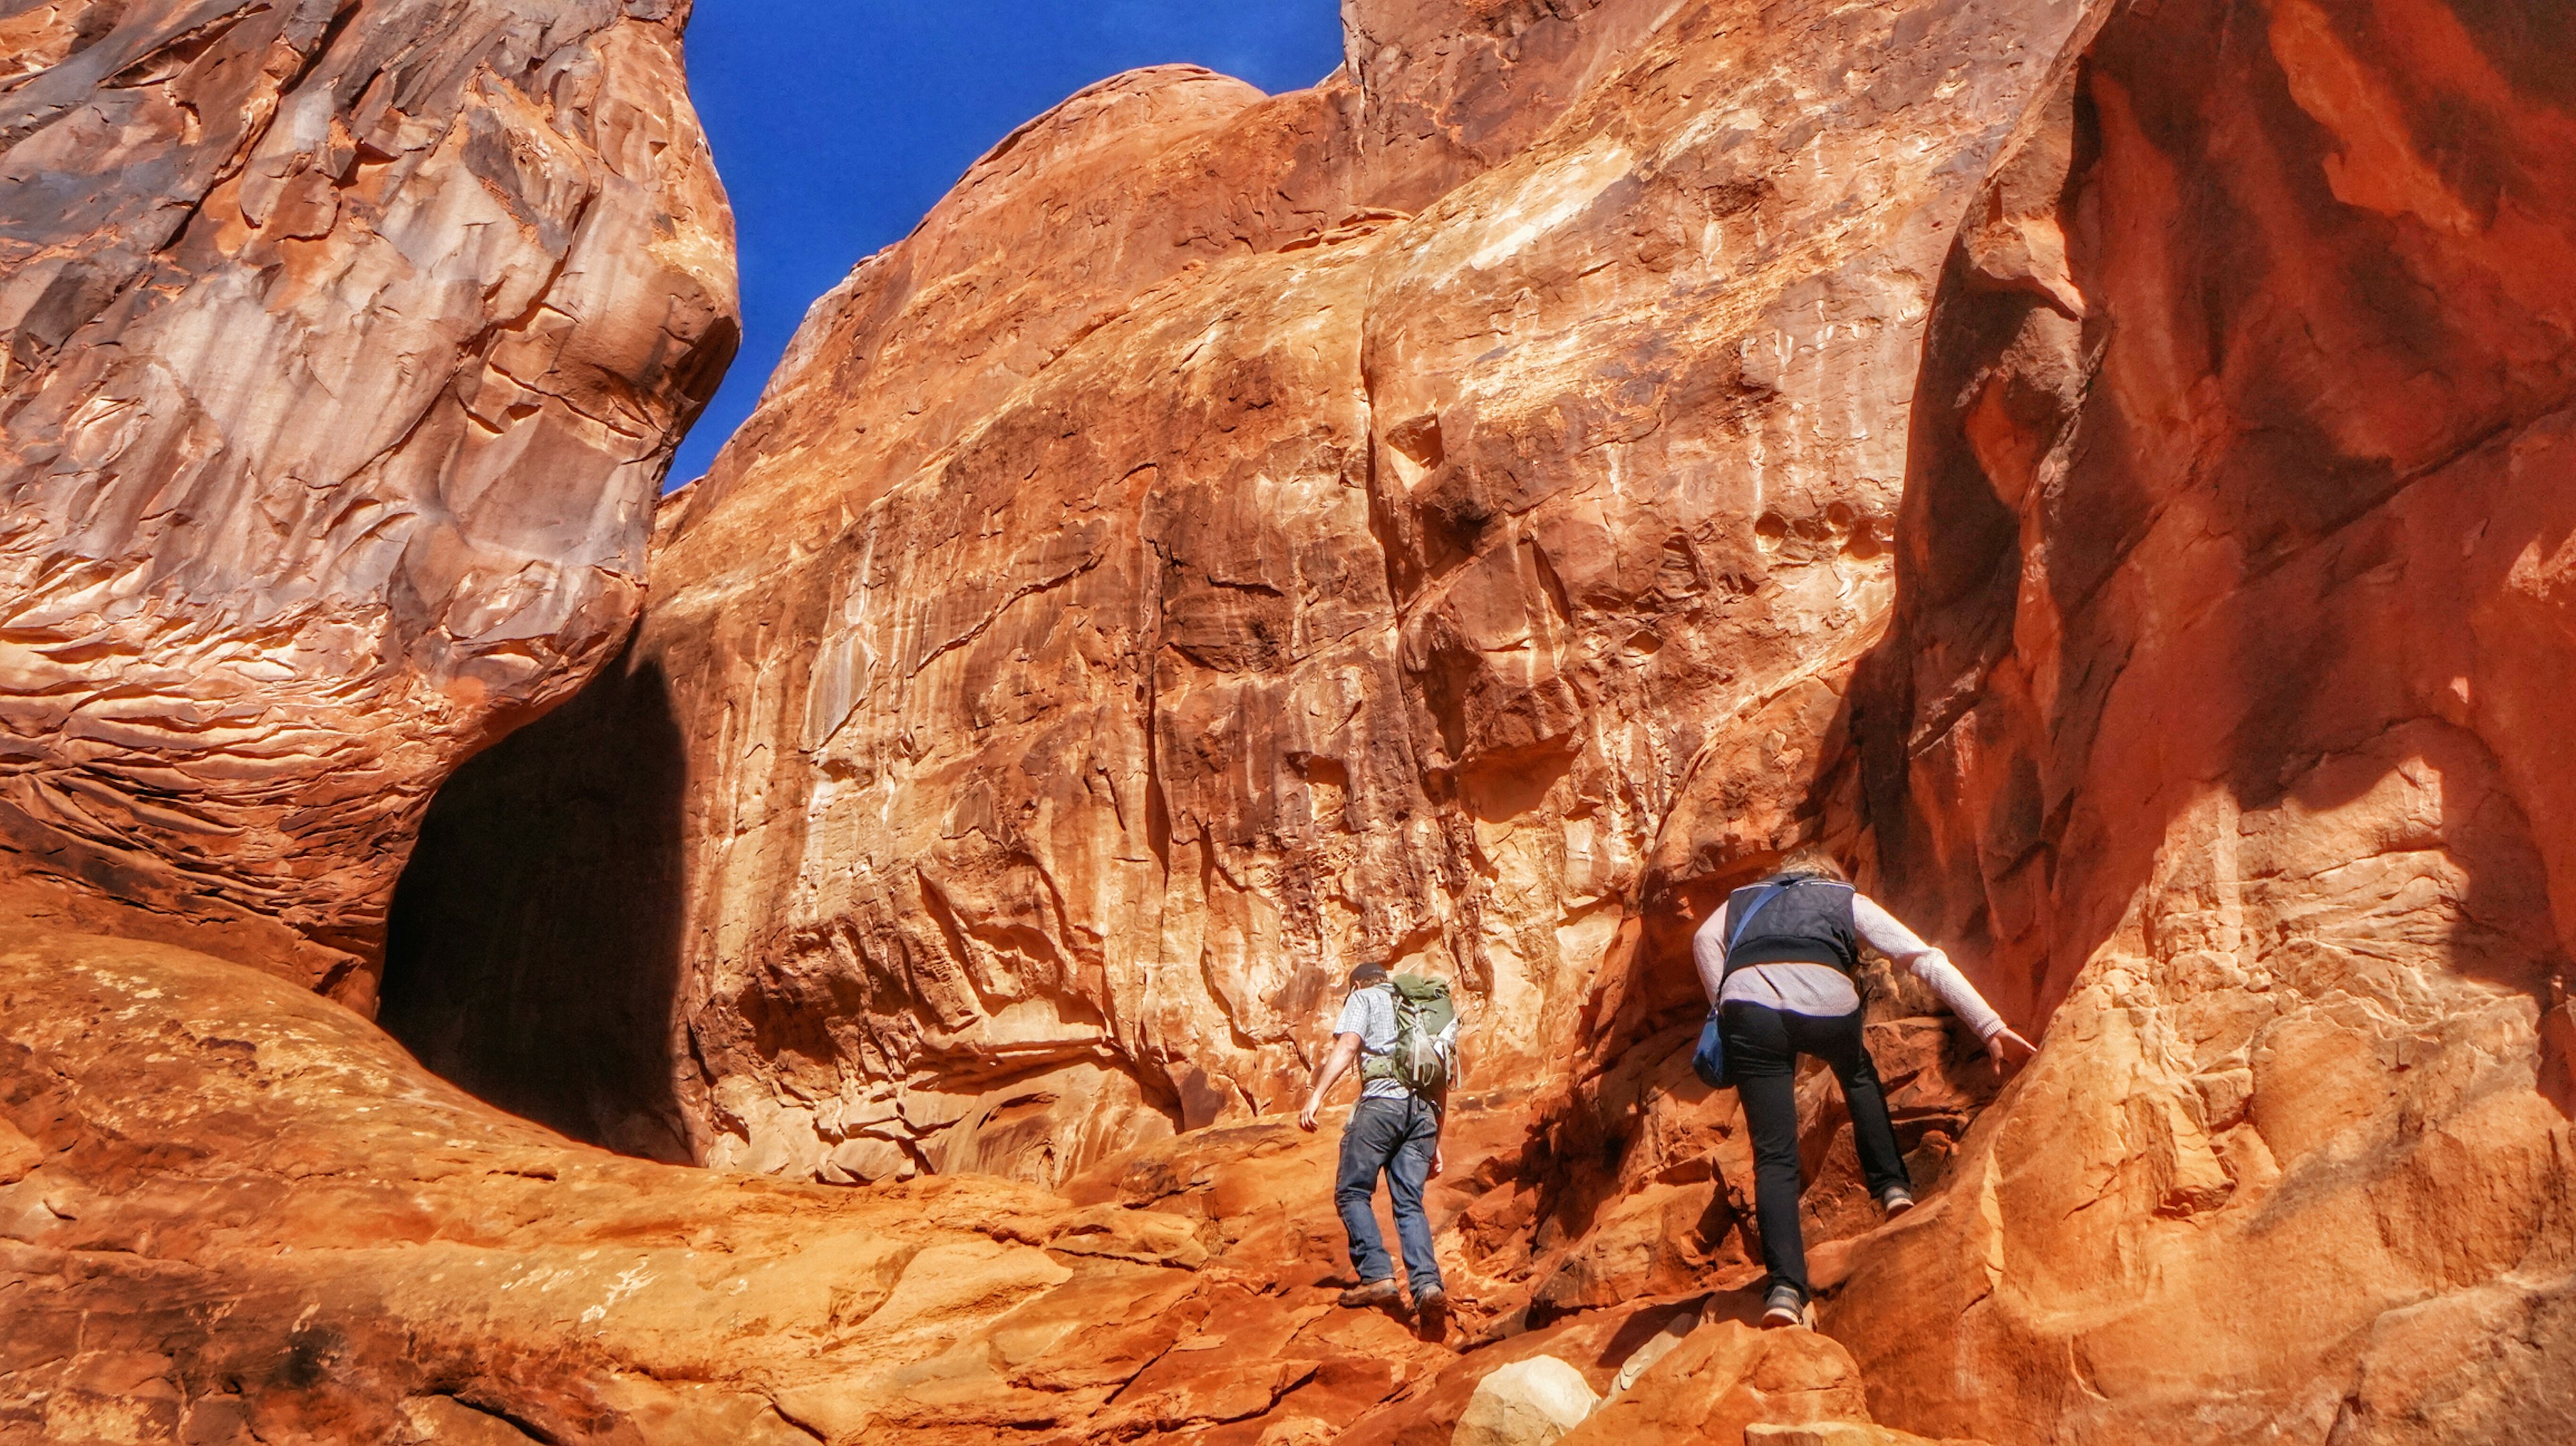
[1353, 983, 1397, 1082]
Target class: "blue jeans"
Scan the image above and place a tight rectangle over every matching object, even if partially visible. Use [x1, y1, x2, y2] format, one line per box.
[1335, 1094, 1443, 1296]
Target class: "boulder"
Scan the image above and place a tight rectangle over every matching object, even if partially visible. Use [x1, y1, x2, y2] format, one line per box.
[1744, 1425, 1990, 1446]
[1560, 1321, 1870, 1445]
[1454, 1355, 1602, 1446]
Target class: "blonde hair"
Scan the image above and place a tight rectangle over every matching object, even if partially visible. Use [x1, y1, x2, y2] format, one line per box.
[1774, 844, 1849, 883]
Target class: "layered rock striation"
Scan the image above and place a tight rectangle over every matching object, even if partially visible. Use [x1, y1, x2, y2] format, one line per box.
[399, 0, 2088, 1185]
[1824, 0, 2576, 1437]
[0, 0, 737, 1001]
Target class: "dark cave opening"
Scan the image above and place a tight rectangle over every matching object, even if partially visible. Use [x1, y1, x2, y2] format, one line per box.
[378, 643, 694, 1163]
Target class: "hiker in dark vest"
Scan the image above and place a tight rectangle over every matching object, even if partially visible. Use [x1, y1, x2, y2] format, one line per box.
[1297, 962, 1459, 1327]
[1692, 847, 2035, 1329]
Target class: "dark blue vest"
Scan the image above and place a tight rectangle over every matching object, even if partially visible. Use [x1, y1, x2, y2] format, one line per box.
[1721, 877, 1860, 977]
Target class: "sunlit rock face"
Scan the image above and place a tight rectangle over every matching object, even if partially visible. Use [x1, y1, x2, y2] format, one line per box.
[400, 0, 2087, 1186]
[0, 0, 737, 1003]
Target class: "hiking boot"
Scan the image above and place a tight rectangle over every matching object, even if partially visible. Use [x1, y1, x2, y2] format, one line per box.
[1413, 1286, 1448, 1330]
[1880, 1185, 1917, 1217]
[1761, 1283, 1809, 1330]
[1339, 1277, 1403, 1309]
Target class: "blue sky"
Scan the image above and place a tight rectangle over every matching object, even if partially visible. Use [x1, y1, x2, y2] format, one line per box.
[673, 1, 1349, 483]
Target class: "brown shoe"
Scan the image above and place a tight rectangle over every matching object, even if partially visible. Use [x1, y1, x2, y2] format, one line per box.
[1339, 1278, 1402, 1309]
[1414, 1286, 1449, 1335]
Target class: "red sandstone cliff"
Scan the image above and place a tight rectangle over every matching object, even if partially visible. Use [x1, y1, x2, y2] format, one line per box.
[4, 0, 2573, 1442]
[0, 0, 737, 1003]
[1829, 0, 2576, 1435]
[397, 0, 2088, 1184]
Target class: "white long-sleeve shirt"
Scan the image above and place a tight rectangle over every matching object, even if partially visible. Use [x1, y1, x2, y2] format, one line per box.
[1692, 889, 2006, 1040]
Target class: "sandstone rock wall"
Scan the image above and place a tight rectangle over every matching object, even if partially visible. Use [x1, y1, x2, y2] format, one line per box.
[0, 0, 737, 1002]
[397, 0, 2088, 1188]
[1408, 0, 2576, 1439]
[1815, 0, 2576, 1439]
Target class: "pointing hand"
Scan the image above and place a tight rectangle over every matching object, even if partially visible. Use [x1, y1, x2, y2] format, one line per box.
[1985, 1027, 2038, 1072]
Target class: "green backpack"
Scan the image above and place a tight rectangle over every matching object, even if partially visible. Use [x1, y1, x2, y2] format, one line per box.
[1359, 974, 1458, 1095]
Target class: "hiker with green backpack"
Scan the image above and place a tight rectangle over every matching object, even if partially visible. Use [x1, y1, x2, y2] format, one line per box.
[1297, 962, 1459, 1327]
[1689, 846, 2037, 1330]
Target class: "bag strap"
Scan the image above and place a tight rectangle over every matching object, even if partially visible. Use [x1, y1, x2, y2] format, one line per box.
[1727, 881, 1792, 952]
[1717, 879, 1797, 987]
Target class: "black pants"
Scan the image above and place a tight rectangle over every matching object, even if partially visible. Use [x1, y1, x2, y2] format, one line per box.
[1723, 1001, 1910, 1300]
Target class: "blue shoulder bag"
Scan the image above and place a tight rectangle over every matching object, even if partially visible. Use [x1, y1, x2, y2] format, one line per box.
[1690, 881, 1790, 1089]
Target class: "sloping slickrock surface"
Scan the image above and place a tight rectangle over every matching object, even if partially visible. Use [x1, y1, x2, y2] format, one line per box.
[3, 926, 1938, 1446]
[396, 0, 2087, 1188]
[0, 927, 1415, 1444]
[0, 0, 737, 1002]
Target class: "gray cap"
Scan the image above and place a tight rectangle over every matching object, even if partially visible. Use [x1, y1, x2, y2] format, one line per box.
[1347, 962, 1390, 989]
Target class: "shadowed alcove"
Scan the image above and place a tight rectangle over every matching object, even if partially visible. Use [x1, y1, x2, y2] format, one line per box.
[378, 643, 694, 1162]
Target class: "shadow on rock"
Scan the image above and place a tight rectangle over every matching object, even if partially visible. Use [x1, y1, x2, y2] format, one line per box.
[380, 641, 692, 1162]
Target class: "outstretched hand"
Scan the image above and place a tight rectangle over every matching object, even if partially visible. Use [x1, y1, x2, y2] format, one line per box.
[1985, 1027, 2038, 1072]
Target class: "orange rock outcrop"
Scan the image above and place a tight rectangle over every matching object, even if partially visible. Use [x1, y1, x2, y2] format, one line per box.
[1827, 0, 2576, 1437]
[396, 0, 2088, 1186]
[0, 0, 737, 1003]
[5, 0, 2574, 1443]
